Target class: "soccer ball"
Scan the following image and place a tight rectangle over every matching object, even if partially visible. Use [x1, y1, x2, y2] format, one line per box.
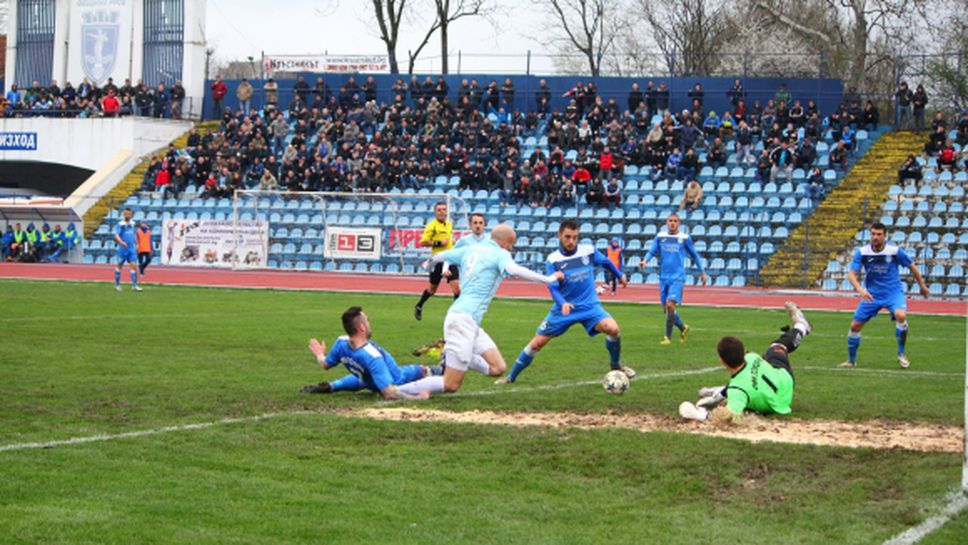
[602, 370, 630, 395]
[595, 284, 607, 295]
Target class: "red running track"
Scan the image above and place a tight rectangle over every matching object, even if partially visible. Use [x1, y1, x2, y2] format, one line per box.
[1, 262, 964, 316]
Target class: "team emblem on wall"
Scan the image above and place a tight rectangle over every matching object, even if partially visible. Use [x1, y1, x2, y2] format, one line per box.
[81, 9, 121, 85]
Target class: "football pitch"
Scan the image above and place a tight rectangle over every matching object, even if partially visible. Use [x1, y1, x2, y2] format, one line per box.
[0, 279, 965, 544]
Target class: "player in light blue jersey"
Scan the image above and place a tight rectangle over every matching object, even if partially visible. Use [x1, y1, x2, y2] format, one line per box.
[842, 223, 928, 368]
[300, 306, 438, 400]
[499, 220, 636, 384]
[453, 213, 488, 249]
[114, 208, 142, 292]
[640, 213, 707, 345]
[397, 224, 563, 395]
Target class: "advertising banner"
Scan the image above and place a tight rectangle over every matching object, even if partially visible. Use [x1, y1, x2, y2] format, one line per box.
[67, 0, 134, 87]
[263, 54, 389, 74]
[161, 219, 268, 268]
[324, 227, 382, 260]
[387, 229, 472, 258]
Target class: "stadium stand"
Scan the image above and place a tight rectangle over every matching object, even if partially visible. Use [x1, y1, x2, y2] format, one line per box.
[819, 124, 968, 297]
[78, 77, 891, 287]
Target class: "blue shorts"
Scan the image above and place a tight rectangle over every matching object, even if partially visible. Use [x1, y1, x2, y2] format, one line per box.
[536, 304, 611, 337]
[660, 279, 684, 306]
[852, 293, 907, 323]
[332, 364, 425, 393]
[117, 248, 137, 264]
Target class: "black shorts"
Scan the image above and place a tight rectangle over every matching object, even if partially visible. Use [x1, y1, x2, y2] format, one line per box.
[429, 262, 460, 285]
[763, 345, 794, 381]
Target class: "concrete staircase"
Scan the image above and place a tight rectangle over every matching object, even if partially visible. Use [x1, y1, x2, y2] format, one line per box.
[81, 121, 220, 238]
[759, 131, 925, 287]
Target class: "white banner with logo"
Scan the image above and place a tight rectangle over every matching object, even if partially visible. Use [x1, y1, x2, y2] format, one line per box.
[67, 0, 134, 87]
[161, 219, 269, 268]
[324, 227, 382, 260]
[263, 55, 389, 75]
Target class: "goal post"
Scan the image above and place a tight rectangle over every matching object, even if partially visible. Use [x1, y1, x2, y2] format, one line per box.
[232, 190, 472, 273]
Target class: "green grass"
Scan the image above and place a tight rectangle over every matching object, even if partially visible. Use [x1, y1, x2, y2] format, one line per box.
[0, 279, 965, 544]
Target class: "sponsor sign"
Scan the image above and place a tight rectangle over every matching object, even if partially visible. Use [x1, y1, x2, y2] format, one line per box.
[0, 132, 38, 151]
[387, 229, 471, 257]
[263, 55, 389, 74]
[324, 227, 382, 260]
[161, 219, 268, 268]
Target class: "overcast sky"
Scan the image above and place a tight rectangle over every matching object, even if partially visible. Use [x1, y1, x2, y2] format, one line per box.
[205, 0, 557, 74]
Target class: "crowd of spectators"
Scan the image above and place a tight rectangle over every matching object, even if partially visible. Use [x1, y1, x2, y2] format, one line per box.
[2, 78, 187, 118]
[135, 74, 888, 211]
[2, 222, 79, 262]
[899, 110, 968, 185]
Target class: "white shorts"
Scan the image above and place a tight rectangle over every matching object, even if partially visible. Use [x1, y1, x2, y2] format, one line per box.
[443, 312, 496, 371]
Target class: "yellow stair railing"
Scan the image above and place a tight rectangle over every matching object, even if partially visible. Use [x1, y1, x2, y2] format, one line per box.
[759, 131, 926, 287]
[81, 121, 221, 238]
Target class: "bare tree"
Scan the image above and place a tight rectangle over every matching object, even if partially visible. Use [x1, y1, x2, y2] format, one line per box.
[638, 0, 733, 77]
[752, 0, 926, 89]
[371, 0, 408, 74]
[434, 0, 494, 74]
[537, 0, 620, 77]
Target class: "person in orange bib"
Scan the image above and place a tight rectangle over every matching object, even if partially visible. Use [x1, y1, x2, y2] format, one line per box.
[136, 220, 154, 276]
[605, 238, 623, 296]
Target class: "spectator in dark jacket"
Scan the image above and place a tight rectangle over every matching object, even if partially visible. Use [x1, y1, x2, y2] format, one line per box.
[897, 155, 922, 185]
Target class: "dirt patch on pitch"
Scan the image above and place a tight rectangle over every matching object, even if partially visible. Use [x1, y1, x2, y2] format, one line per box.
[353, 408, 963, 453]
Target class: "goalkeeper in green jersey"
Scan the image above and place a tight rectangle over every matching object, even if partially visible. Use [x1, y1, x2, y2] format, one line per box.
[679, 302, 811, 422]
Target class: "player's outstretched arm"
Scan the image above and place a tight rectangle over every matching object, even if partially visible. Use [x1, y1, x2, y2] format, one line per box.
[506, 261, 563, 285]
[308, 339, 333, 370]
[908, 263, 930, 297]
[380, 385, 431, 401]
[684, 238, 707, 285]
[846, 269, 872, 301]
[640, 238, 659, 269]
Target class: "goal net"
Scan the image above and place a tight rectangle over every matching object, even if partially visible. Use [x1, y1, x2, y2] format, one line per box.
[232, 190, 472, 273]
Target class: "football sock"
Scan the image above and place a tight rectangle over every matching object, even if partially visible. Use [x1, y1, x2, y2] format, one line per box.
[398, 376, 445, 395]
[468, 355, 491, 375]
[329, 376, 359, 392]
[605, 335, 621, 369]
[416, 290, 432, 309]
[114, 269, 121, 286]
[130, 270, 138, 287]
[508, 345, 537, 382]
[665, 310, 674, 338]
[674, 312, 685, 331]
[847, 331, 861, 363]
[896, 322, 908, 355]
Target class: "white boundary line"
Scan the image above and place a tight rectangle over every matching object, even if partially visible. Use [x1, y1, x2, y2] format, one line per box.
[0, 363, 959, 453]
[2, 275, 965, 317]
[882, 491, 968, 545]
[0, 309, 324, 323]
[0, 368, 720, 453]
[800, 366, 964, 378]
[0, 412, 306, 453]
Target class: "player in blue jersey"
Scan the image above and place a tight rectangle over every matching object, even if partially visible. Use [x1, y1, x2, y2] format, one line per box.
[498, 220, 636, 384]
[300, 306, 439, 399]
[114, 208, 142, 292]
[639, 213, 707, 345]
[397, 224, 564, 395]
[841, 223, 928, 368]
[453, 213, 488, 249]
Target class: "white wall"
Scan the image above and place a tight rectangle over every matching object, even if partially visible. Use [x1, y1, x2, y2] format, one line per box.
[0, 117, 190, 169]
[182, 0, 208, 118]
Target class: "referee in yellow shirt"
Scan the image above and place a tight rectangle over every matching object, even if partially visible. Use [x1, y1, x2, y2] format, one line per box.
[414, 201, 461, 320]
